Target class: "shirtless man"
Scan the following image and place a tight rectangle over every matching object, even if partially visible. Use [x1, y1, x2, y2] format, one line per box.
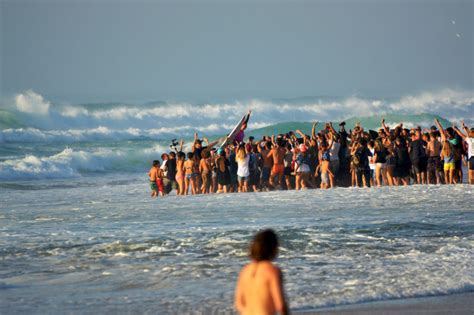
[267, 136, 286, 189]
[235, 229, 288, 315]
[148, 160, 160, 198]
[426, 131, 442, 184]
[258, 141, 274, 190]
[199, 151, 212, 194]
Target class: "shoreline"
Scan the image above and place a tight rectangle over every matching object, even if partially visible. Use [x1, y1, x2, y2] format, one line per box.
[296, 292, 474, 315]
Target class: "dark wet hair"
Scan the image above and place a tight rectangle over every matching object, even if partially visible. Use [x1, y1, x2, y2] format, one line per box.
[201, 150, 211, 159]
[169, 151, 176, 158]
[250, 229, 279, 262]
[187, 152, 194, 159]
[152, 160, 160, 167]
[177, 151, 185, 159]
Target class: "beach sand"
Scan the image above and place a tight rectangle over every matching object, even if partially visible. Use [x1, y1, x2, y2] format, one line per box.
[297, 293, 474, 315]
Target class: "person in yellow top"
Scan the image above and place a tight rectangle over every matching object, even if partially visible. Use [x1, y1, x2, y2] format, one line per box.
[235, 229, 288, 315]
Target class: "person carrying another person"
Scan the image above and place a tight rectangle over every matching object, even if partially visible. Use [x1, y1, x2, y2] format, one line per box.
[148, 160, 164, 198]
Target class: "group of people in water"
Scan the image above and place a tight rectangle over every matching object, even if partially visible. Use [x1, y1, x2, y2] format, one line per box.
[148, 115, 474, 197]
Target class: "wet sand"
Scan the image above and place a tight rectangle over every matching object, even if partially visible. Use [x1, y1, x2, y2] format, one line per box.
[297, 292, 474, 315]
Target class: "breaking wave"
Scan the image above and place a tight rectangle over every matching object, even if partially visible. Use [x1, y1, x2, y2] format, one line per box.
[1, 89, 473, 132]
[0, 145, 168, 180]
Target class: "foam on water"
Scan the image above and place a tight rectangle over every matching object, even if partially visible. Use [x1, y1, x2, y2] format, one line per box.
[2, 89, 473, 132]
[0, 145, 168, 180]
[0, 177, 472, 314]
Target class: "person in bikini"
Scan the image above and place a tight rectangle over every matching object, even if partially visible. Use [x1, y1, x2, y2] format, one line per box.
[235, 229, 288, 315]
[175, 152, 186, 195]
[267, 136, 286, 189]
[184, 152, 197, 195]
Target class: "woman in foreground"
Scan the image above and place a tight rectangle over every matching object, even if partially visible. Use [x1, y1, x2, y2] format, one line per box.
[235, 229, 289, 315]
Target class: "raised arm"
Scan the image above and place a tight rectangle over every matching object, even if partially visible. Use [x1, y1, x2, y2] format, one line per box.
[461, 121, 470, 136]
[328, 122, 337, 135]
[311, 121, 319, 140]
[434, 118, 447, 141]
[381, 116, 390, 135]
[244, 110, 252, 124]
[453, 125, 467, 140]
[295, 129, 309, 145]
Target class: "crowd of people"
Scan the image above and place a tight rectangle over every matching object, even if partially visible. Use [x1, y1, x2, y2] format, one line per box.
[148, 117, 474, 197]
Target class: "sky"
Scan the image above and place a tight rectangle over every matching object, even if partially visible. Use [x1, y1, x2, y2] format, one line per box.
[1, 0, 473, 104]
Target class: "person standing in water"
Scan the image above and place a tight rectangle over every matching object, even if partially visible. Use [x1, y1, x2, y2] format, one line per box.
[235, 229, 288, 315]
[267, 136, 286, 189]
[148, 160, 160, 198]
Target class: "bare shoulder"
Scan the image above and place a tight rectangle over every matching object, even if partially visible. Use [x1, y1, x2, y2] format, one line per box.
[258, 261, 281, 276]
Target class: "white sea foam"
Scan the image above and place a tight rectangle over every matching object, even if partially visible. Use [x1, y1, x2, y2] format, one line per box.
[0, 182, 472, 313]
[2, 89, 473, 133]
[0, 125, 232, 143]
[0, 145, 167, 180]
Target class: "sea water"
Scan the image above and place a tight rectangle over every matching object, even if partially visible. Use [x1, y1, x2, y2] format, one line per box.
[1, 94, 473, 313]
[1, 174, 473, 314]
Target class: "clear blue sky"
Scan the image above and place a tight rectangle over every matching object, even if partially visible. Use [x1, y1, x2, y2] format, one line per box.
[1, 0, 472, 103]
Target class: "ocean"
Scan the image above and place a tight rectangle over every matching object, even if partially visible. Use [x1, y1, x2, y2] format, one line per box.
[1, 90, 474, 313]
[1, 178, 473, 314]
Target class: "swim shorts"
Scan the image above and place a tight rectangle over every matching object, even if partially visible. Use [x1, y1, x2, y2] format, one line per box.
[412, 158, 427, 173]
[427, 156, 441, 173]
[321, 172, 329, 184]
[271, 164, 284, 176]
[156, 179, 164, 192]
[444, 162, 455, 171]
[261, 167, 271, 182]
[150, 181, 158, 192]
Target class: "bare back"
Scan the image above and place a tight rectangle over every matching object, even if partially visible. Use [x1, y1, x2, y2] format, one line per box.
[235, 261, 286, 315]
[269, 148, 286, 165]
[427, 139, 442, 157]
[260, 149, 273, 168]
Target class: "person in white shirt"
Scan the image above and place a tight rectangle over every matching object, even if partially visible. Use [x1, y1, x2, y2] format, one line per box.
[454, 122, 474, 184]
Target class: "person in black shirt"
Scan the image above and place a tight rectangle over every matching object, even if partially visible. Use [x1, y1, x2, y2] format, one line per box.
[354, 138, 373, 188]
[394, 137, 411, 186]
[165, 151, 178, 193]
